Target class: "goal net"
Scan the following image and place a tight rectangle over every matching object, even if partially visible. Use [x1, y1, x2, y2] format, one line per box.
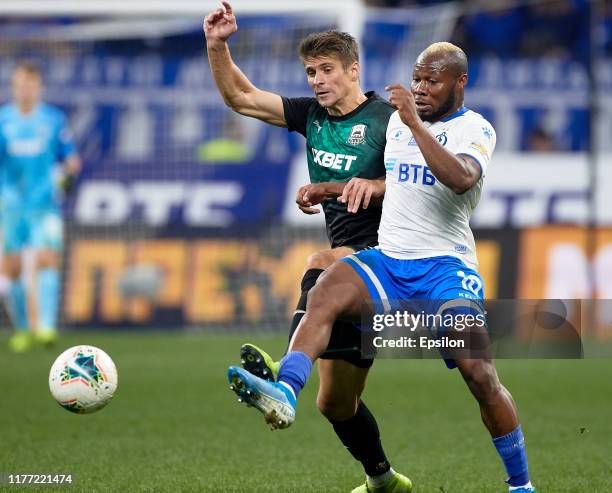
[0, 5, 357, 331]
[0, 1, 460, 332]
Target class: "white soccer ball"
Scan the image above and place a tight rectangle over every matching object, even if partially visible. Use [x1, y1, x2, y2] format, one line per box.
[49, 345, 118, 414]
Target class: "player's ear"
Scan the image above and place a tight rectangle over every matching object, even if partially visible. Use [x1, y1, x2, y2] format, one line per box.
[350, 62, 360, 82]
[458, 73, 468, 89]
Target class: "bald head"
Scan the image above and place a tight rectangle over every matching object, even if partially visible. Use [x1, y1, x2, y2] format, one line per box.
[410, 42, 468, 122]
[416, 42, 467, 78]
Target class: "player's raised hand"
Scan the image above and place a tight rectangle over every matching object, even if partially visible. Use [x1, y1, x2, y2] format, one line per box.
[204, 1, 237, 43]
[295, 184, 322, 215]
[386, 83, 420, 128]
[338, 177, 385, 213]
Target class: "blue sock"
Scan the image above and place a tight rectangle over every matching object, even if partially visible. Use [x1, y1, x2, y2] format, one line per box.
[493, 425, 530, 487]
[37, 268, 60, 330]
[8, 280, 29, 331]
[278, 351, 312, 398]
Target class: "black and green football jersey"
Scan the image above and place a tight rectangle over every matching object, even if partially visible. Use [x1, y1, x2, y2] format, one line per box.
[282, 91, 395, 248]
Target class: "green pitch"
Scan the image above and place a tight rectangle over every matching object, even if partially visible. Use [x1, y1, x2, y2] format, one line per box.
[0, 332, 611, 493]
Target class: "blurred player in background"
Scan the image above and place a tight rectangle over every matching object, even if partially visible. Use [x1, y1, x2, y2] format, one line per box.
[228, 43, 536, 493]
[205, 2, 412, 492]
[0, 62, 81, 352]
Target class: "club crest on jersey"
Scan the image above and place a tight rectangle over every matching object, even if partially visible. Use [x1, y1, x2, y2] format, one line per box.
[347, 124, 366, 145]
[457, 270, 482, 296]
[436, 131, 448, 146]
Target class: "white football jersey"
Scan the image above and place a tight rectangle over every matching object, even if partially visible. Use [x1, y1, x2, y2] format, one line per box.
[378, 107, 496, 269]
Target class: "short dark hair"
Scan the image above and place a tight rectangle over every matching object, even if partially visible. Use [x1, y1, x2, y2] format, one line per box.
[298, 30, 359, 69]
[14, 61, 42, 79]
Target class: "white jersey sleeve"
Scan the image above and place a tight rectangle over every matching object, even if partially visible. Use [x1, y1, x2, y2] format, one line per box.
[454, 117, 496, 177]
[378, 108, 496, 269]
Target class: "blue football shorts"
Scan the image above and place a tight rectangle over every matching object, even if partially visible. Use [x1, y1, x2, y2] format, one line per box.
[2, 209, 64, 254]
[341, 248, 486, 368]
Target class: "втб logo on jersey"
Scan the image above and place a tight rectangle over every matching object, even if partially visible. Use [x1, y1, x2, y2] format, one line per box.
[347, 124, 366, 145]
[397, 163, 436, 186]
[386, 158, 436, 186]
[311, 148, 357, 171]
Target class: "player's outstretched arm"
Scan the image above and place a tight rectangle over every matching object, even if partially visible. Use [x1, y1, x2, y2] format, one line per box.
[294, 178, 385, 215]
[295, 183, 329, 214]
[295, 182, 351, 214]
[386, 83, 481, 194]
[204, 1, 286, 126]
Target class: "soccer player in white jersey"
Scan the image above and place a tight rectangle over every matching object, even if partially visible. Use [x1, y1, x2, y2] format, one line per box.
[227, 42, 536, 493]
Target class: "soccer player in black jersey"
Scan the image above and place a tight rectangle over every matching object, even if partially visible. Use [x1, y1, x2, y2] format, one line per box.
[205, 3, 411, 492]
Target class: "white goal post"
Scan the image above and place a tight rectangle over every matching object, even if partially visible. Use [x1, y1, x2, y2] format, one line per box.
[0, 0, 467, 330]
[0, 0, 367, 41]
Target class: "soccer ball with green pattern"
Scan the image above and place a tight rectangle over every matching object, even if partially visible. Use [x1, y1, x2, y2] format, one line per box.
[49, 345, 118, 414]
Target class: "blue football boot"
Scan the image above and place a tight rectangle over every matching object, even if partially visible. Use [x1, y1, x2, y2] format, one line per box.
[227, 366, 296, 429]
[509, 488, 536, 492]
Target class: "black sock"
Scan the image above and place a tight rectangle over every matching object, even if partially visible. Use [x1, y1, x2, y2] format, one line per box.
[331, 401, 391, 477]
[293, 272, 389, 475]
[287, 268, 324, 349]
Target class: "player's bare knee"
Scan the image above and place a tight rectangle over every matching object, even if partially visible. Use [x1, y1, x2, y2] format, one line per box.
[305, 250, 335, 270]
[316, 393, 358, 422]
